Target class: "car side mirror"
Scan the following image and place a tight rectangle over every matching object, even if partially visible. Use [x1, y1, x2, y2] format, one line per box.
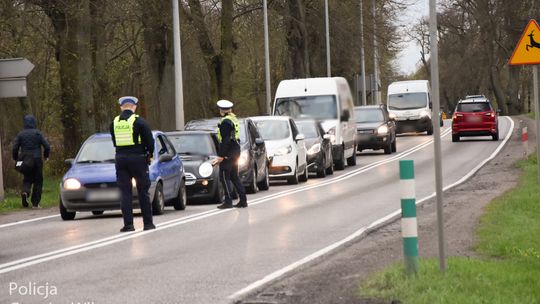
[255, 138, 264, 146]
[429, 101, 433, 109]
[159, 154, 173, 162]
[389, 113, 397, 121]
[65, 158, 74, 166]
[341, 109, 350, 122]
[295, 134, 305, 141]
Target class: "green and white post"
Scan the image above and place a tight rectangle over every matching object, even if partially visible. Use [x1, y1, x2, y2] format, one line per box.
[400, 160, 419, 275]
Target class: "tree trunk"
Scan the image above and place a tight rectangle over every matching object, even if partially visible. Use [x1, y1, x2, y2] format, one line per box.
[286, 0, 310, 78]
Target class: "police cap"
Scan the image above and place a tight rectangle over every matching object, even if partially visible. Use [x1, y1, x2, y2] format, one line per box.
[118, 96, 139, 106]
[216, 99, 234, 109]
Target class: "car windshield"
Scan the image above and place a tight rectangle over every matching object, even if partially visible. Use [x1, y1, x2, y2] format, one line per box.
[274, 95, 337, 120]
[388, 92, 428, 110]
[76, 138, 115, 163]
[185, 119, 246, 143]
[456, 102, 492, 113]
[295, 121, 319, 138]
[168, 134, 216, 155]
[355, 108, 384, 123]
[254, 120, 290, 140]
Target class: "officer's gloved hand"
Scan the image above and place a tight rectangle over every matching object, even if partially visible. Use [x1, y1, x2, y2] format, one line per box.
[146, 154, 153, 165]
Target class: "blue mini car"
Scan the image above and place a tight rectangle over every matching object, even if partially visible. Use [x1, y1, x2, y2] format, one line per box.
[59, 132, 186, 220]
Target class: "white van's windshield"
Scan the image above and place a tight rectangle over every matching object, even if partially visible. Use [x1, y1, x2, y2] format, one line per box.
[274, 95, 337, 120]
[388, 93, 428, 110]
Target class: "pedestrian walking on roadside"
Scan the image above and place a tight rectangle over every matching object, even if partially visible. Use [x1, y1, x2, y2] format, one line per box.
[110, 96, 156, 232]
[12, 115, 50, 208]
[212, 100, 247, 209]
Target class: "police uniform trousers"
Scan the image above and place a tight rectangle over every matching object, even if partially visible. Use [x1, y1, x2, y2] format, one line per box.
[219, 155, 247, 205]
[115, 154, 153, 226]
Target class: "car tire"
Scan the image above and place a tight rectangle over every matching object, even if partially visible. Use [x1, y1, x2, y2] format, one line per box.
[257, 164, 270, 191]
[347, 146, 357, 166]
[492, 130, 499, 141]
[59, 198, 76, 221]
[326, 151, 334, 175]
[334, 145, 345, 170]
[299, 161, 309, 182]
[384, 141, 392, 154]
[213, 181, 225, 204]
[246, 167, 258, 194]
[452, 134, 460, 142]
[92, 210, 104, 215]
[287, 162, 299, 185]
[152, 183, 165, 215]
[391, 137, 397, 152]
[173, 180, 187, 210]
[427, 126, 434, 135]
[317, 156, 327, 178]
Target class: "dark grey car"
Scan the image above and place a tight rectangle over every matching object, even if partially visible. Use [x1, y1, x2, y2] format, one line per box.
[184, 118, 270, 193]
[295, 120, 334, 178]
[355, 105, 397, 154]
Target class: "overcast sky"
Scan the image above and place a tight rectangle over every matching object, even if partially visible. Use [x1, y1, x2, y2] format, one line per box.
[396, 1, 429, 74]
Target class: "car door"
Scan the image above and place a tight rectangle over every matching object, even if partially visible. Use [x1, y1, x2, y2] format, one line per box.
[248, 120, 266, 180]
[156, 135, 178, 200]
[290, 119, 307, 169]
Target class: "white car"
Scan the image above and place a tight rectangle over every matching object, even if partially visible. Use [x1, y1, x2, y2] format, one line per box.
[251, 116, 308, 184]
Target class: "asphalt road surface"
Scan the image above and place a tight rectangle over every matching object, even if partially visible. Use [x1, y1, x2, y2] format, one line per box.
[0, 117, 513, 304]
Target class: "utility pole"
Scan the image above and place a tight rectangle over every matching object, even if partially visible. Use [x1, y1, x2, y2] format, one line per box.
[172, 0, 185, 130]
[325, 0, 331, 77]
[372, 0, 380, 104]
[263, 0, 272, 114]
[359, 0, 367, 106]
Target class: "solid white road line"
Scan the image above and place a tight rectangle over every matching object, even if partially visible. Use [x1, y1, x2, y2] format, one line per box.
[0, 214, 59, 229]
[228, 117, 514, 301]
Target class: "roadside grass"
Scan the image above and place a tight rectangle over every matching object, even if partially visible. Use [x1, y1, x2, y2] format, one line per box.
[359, 155, 540, 303]
[0, 175, 60, 213]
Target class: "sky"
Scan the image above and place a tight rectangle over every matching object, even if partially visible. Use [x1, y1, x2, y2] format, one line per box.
[396, 1, 429, 75]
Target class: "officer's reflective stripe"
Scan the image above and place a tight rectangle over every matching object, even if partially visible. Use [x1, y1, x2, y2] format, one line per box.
[113, 114, 141, 146]
[217, 113, 240, 143]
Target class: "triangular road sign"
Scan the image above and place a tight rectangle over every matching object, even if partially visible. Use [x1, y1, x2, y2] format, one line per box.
[509, 19, 540, 65]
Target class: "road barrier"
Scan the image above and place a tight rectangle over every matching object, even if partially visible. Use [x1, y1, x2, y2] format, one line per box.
[521, 121, 528, 157]
[400, 160, 419, 275]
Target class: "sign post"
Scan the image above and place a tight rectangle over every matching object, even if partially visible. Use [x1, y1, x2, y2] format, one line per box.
[509, 19, 540, 194]
[0, 58, 35, 202]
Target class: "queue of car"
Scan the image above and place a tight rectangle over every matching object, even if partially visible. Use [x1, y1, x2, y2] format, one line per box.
[61, 77, 496, 220]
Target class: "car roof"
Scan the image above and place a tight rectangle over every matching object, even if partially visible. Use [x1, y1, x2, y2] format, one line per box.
[165, 130, 215, 136]
[464, 94, 486, 99]
[354, 105, 384, 110]
[89, 131, 163, 139]
[250, 115, 290, 121]
[458, 98, 489, 103]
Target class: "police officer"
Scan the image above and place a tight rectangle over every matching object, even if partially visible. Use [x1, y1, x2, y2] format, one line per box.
[212, 100, 247, 209]
[110, 96, 155, 232]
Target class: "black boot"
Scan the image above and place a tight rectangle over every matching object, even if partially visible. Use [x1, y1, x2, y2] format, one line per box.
[21, 192, 29, 208]
[217, 203, 233, 209]
[233, 201, 248, 208]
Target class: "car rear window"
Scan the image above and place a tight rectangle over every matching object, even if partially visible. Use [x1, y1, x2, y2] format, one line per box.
[456, 102, 492, 113]
[355, 108, 384, 123]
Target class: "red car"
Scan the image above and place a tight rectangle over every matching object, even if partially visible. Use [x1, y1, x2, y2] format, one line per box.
[452, 97, 499, 142]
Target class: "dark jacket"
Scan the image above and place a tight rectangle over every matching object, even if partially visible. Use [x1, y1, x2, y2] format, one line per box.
[217, 116, 240, 158]
[110, 110, 154, 156]
[12, 115, 50, 160]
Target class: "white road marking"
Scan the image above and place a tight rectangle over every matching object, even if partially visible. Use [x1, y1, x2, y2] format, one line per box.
[228, 117, 514, 301]
[0, 214, 59, 229]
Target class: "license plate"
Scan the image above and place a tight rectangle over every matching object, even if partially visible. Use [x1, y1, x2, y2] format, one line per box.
[466, 116, 481, 122]
[86, 189, 121, 201]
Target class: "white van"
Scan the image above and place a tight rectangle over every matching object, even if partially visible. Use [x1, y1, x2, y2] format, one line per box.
[387, 80, 433, 135]
[272, 77, 356, 170]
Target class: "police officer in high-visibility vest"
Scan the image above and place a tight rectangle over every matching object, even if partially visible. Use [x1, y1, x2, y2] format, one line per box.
[110, 96, 155, 232]
[212, 100, 247, 209]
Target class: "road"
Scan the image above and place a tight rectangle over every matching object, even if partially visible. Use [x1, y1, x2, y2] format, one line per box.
[0, 117, 513, 304]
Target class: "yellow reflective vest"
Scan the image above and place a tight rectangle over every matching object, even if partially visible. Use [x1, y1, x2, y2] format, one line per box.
[217, 113, 240, 143]
[113, 114, 141, 146]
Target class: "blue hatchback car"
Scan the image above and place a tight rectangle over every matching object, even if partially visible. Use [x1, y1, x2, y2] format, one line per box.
[59, 132, 186, 220]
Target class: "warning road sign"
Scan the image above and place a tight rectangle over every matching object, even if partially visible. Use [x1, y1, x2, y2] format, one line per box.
[509, 19, 540, 65]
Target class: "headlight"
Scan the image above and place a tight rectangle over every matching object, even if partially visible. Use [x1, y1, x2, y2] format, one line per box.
[275, 145, 292, 156]
[198, 162, 214, 178]
[327, 127, 337, 144]
[377, 125, 388, 135]
[238, 150, 249, 168]
[420, 110, 430, 117]
[131, 178, 136, 188]
[63, 178, 81, 190]
[307, 143, 321, 155]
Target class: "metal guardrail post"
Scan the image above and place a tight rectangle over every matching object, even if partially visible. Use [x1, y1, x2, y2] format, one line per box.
[400, 160, 419, 275]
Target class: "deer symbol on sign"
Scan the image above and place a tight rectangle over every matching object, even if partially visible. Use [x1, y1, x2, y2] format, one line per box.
[526, 30, 540, 51]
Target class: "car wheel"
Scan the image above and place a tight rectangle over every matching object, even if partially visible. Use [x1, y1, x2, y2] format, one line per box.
[299, 161, 309, 182]
[391, 137, 397, 152]
[213, 181, 225, 204]
[317, 156, 327, 178]
[384, 141, 392, 154]
[326, 152, 334, 175]
[246, 167, 258, 194]
[427, 126, 434, 135]
[92, 210, 104, 215]
[452, 134, 460, 142]
[334, 145, 345, 170]
[287, 162, 299, 184]
[257, 164, 270, 191]
[152, 183, 165, 215]
[347, 145, 357, 166]
[492, 130, 499, 141]
[59, 198, 76, 221]
[173, 179, 187, 210]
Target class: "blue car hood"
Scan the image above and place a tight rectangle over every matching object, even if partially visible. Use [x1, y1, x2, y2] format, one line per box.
[63, 163, 117, 184]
